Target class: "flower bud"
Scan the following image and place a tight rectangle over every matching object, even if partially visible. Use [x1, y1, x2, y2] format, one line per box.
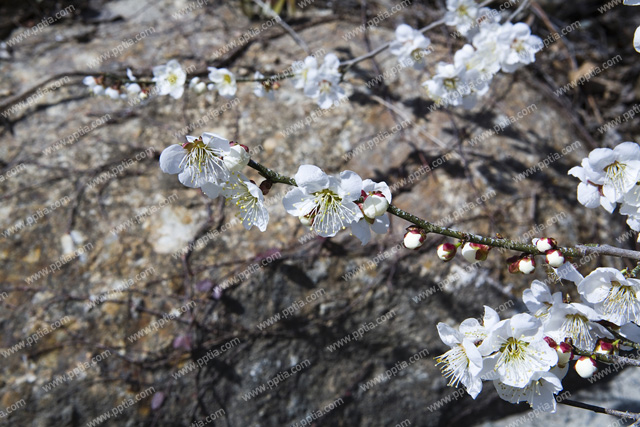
[518, 256, 535, 274]
[533, 237, 557, 253]
[545, 249, 565, 268]
[437, 243, 457, 261]
[460, 243, 491, 263]
[223, 143, 251, 172]
[403, 226, 427, 250]
[189, 77, 207, 94]
[575, 356, 598, 378]
[595, 340, 617, 356]
[362, 192, 389, 218]
[259, 179, 273, 195]
[557, 342, 572, 367]
[105, 87, 120, 99]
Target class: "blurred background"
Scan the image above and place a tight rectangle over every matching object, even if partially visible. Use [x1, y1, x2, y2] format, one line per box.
[1, 0, 640, 425]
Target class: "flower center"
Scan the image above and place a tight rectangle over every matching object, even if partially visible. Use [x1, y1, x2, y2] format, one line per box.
[310, 189, 354, 235]
[179, 139, 224, 183]
[411, 48, 424, 61]
[319, 79, 333, 94]
[444, 77, 458, 90]
[605, 161, 627, 194]
[499, 337, 526, 363]
[604, 281, 640, 324]
[561, 313, 593, 350]
[167, 73, 178, 85]
[224, 74, 232, 85]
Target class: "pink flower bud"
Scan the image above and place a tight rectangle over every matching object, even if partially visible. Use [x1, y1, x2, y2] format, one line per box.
[506, 255, 534, 274]
[507, 256, 521, 274]
[437, 243, 457, 261]
[460, 243, 491, 263]
[533, 237, 557, 253]
[545, 249, 565, 268]
[595, 340, 616, 356]
[362, 192, 389, 218]
[518, 256, 535, 274]
[557, 342, 572, 367]
[575, 356, 598, 378]
[404, 226, 427, 250]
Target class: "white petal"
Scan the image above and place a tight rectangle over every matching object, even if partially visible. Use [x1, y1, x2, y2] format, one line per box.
[295, 165, 329, 194]
[159, 145, 185, 174]
[437, 323, 464, 347]
[283, 188, 314, 216]
[350, 220, 371, 245]
[337, 170, 363, 201]
[201, 182, 223, 199]
[371, 214, 390, 234]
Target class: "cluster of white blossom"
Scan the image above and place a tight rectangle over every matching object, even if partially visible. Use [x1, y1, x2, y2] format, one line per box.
[159, 135, 395, 241]
[290, 53, 347, 109]
[158, 132, 269, 231]
[282, 165, 391, 242]
[82, 0, 549, 111]
[420, 0, 543, 108]
[437, 267, 640, 411]
[625, 0, 640, 52]
[569, 142, 640, 241]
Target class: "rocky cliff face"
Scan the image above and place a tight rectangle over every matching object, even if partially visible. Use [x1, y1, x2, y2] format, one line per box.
[1, 1, 639, 426]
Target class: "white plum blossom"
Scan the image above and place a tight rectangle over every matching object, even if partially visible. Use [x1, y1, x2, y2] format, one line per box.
[493, 370, 564, 412]
[253, 72, 276, 100]
[453, 44, 496, 81]
[471, 23, 505, 77]
[208, 67, 237, 98]
[445, 0, 480, 37]
[578, 267, 640, 326]
[459, 306, 501, 347]
[104, 87, 121, 100]
[159, 132, 232, 188]
[389, 24, 432, 68]
[350, 179, 392, 245]
[283, 165, 362, 237]
[436, 322, 484, 398]
[423, 61, 486, 109]
[83, 76, 105, 96]
[568, 160, 611, 211]
[291, 56, 318, 90]
[569, 142, 640, 212]
[523, 280, 562, 323]
[124, 68, 141, 96]
[221, 174, 269, 232]
[544, 301, 611, 351]
[304, 54, 347, 109]
[478, 313, 558, 388]
[496, 22, 543, 73]
[153, 59, 187, 99]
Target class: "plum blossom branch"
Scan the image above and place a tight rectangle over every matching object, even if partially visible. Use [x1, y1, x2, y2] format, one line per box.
[559, 399, 640, 422]
[246, 159, 640, 260]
